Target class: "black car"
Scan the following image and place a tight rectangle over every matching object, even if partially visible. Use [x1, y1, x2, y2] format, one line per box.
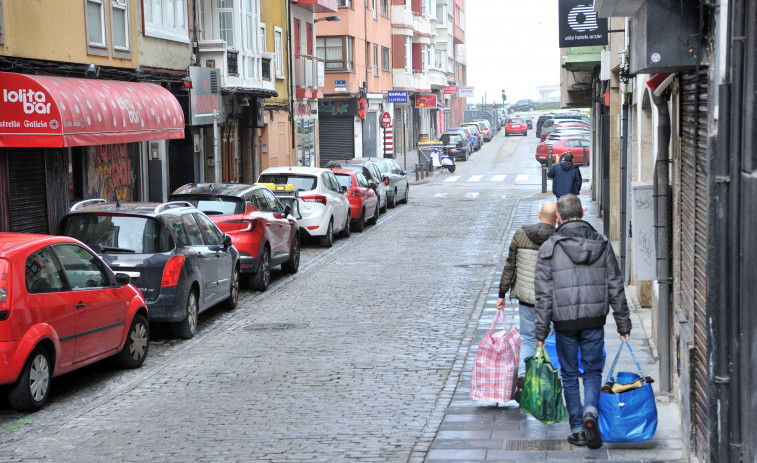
[324, 159, 389, 212]
[440, 131, 470, 161]
[535, 113, 555, 138]
[60, 200, 240, 339]
[508, 99, 538, 113]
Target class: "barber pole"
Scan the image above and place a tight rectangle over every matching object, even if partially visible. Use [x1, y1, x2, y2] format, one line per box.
[383, 124, 393, 156]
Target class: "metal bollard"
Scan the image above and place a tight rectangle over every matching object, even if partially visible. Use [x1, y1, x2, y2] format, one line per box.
[427, 161, 432, 176]
[541, 163, 547, 193]
[583, 146, 588, 166]
[547, 146, 554, 168]
[415, 164, 419, 181]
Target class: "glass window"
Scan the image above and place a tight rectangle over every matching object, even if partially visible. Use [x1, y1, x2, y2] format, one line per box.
[261, 189, 283, 213]
[53, 244, 110, 290]
[86, 0, 106, 46]
[317, 36, 354, 71]
[175, 195, 244, 216]
[251, 190, 270, 212]
[373, 160, 389, 173]
[218, 0, 234, 48]
[181, 214, 204, 246]
[145, 0, 188, 42]
[436, 5, 445, 24]
[373, 43, 379, 76]
[334, 173, 353, 190]
[404, 36, 412, 72]
[111, 0, 129, 50]
[381, 46, 389, 71]
[355, 172, 368, 188]
[25, 247, 66, 293]
[372, 0, 377, 19]
[337, 0, 351, 7]
[194, 213, 223, 246]
[258, 174, 317, 192]
[274, 28, 283, 76]
[381, 0, 388, 17]
[62, 214, 172, 254]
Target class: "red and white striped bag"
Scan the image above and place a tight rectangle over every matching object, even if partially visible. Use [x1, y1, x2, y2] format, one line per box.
[470, 310, 521, 402]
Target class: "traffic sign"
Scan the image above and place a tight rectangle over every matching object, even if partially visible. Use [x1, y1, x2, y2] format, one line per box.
[381, 111, 392, 128]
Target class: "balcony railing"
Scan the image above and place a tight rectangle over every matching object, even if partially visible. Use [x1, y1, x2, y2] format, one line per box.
[294, 55, 325, 98]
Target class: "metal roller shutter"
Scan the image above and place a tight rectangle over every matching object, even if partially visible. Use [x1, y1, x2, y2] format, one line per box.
[319, 117, 354, 167]
[679, 69, 709, 458]
[7, 149, 49, 234]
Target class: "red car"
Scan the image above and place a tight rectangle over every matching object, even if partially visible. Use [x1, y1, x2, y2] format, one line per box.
[535, 137, 591, 165]
[0, 233, 149, 411]
[505, 118, 528, 136]
[170, 183, 300, 291]
[331, 168, 379, 232]
[540, 121, 589, 142]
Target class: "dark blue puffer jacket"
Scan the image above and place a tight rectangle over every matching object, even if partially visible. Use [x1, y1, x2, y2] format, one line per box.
[547, 161, 582, 198]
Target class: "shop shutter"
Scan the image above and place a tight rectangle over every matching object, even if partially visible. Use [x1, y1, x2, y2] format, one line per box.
[319, 117, 354, 167]
[679, 69, 710, 458]
[7, 149, 49, 234]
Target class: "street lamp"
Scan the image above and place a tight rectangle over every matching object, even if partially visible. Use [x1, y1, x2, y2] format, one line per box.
[315, 15, 341, 22]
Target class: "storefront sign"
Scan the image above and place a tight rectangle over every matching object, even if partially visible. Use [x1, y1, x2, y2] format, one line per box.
[357, 98, 366, 120]
[443, 86, 456, 95]
[319, 99, 358, 117]
[459, 87, 474, 98]
[334, 80, 347, 92]
[294, 101, 317, 120]
[388, 90, 408, 103]
[558, 0, 608, 47]
[189, 66, 223, 126]
[415, 94, 437, 109]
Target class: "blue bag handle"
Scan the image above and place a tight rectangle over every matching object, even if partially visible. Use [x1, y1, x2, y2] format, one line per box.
[604, 340, 645, 384]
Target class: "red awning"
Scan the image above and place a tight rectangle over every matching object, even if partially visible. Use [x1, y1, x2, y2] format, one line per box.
[0, 72, 185, 148]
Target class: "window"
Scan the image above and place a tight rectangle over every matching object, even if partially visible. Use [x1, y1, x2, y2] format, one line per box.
[381, 46, 389, 71]
[380, 0, 388, 17]
[111, 0, 129, 53]
[436, 5, 445, 24]
[274, 27, 284, 77]
[316, 36, 354, 71]
[194, 213, 223, 246]
[337, 0, 351, 7]
[435, 51, 443, 69]
[54, 244, 109, 290]
[373, 43, 379, 76]
[421, 44, 429, 72]
[144, 0, 188, 42]
[86, 0, 108, 53]
[404, 36, 412, 72]
[421, 0, 429, 17]
[25, 248, 65, 294]
[218, 0, 234, 47]
[261, 189, 283, 213]
[259, 24, 267, 51]
[372, 0, 377, 20]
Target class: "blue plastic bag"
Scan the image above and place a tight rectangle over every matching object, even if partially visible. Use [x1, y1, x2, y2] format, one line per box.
[598, 341, 658, 443]
[543, 334, 606, 374]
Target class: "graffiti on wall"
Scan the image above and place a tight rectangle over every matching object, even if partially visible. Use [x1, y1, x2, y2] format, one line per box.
[86, 144, 134, 201]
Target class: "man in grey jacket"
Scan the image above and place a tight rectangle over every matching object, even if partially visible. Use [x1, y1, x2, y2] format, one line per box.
[496, 201, 556, 402]
[534, 195, 631, 449]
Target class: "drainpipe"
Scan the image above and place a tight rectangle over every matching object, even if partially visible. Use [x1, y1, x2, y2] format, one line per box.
[651, 88, 671, 395]
[620, 81, 629, 282]
[287, 0, 296, 165]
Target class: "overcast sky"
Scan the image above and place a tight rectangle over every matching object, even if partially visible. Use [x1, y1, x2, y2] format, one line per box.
[465, 0, 561, 103]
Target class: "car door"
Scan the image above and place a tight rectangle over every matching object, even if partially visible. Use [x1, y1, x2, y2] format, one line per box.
[194, 213, 232, 303]
[323, 171, 347, 229]
[52, 243, 125, 363]
[390, 160, 408, 198]
[259, 188, 290, 259]
[181, 213, 219, 305]
[23, 246, 77, 368]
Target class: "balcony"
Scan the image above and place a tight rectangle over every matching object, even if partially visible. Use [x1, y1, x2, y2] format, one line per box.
[429, 68, 447, 89]
[294, 55, 326, 99]
[562, 46, 602, 72]
[392, 69, 415, 90]
[391, 6, 413, 30]
[413, 70, 431, 92]
[290, 0, 338, 13]
[197, 39, 276, 92]
[412, 13, 434, 37]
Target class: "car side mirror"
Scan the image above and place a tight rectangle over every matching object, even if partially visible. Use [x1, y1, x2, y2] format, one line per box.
[341, 185, 348, 194]
[223, 234, 233, 248]
[114, 273, 131, 286]
[283, 204, 292, 216]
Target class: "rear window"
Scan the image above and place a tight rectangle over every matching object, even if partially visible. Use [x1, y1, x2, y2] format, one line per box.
[174, 195, 244, 216]
[334, 173, 353, 190]
[372, 160, 389, 173]
[440, 134, 463, 145]
[62, 214, 173, 254]
[258, 174, 317, 191]
[510, 118, 524, 123]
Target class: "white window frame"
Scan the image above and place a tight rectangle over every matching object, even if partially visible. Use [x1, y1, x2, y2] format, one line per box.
[435, 5, 445, 25]
[337, 0, 351, 7]
[373, 43, 378, 76]
[274, 26, 284, 78]
[144, 0, 189, 43]
[259, 23, 267, 51]
[372, 0, 377, 20]
[242, 0, 260, 81]
[110, 0, 131, 57]
[381, 46, 389, 71]
[217, 0, 235, 48]
[317, 36, 354, 72]
[404, 36, 412, 72]
[421, 44, 429, 73]
[85, 0, 109, 56]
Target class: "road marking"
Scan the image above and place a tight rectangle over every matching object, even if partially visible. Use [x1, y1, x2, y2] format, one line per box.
[515, 174, 529, 182]
[468, 175, 483, 182]
[443, 176, 460, 182]
[465, 192, 480, 199]
[433, 192, 449, 198]
[492, 175, 507, 182]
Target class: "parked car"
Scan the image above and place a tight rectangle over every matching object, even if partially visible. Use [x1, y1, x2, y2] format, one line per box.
[535, 137, 591, 165]
[535, 113, 555, 138]
[324, 159, 388, 212]
[367, 158, 410, 208]
[505, 117, 528, 136]
[508, 99, 537, 113]
[516, 113, 533, 129]
[60, 200, 239, 339]
[258, 166, 351, 247]
[475, 120, 494, 141]
[546, 127, 591, 141]
[449, 126, 480, 152]
[0, 233, 150, 411]
[331, 168, 379, 232]
[170, 183, 299, 291]
[454, 124, 483, 150]
[540, 119, 588, 141]
[439, 131, 470, 161]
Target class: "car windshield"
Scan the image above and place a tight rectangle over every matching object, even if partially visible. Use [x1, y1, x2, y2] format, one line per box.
[62, 214, 173, 254]
[440, 134, 462, 144]
[258, 174, 317, 191]
[334, 173, 353, 189]
[172, 195, 244, 216]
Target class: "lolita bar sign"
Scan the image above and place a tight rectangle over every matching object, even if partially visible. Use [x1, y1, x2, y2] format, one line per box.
[189, 66, 222, 125]
[558, 0, 608, 48]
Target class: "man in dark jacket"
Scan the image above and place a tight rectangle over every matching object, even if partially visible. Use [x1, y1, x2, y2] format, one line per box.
[547, 152, 582, 199]
[534, 195, 631, 449]
[496, 201, 557, 402]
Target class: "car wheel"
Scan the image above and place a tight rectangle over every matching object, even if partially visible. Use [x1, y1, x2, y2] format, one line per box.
[389, 190, 397, 209]
[176, 289, 199, 339]
[402, 184, 409, 204]
[368, 201, 379, 225]
[353, 208, 365, 232]
[281, 232, 300, 274]
[250, 247, 271, 291]
[114, 314, 149, 369]
[221, 266, 239, 311]
[319, 219, 334, 247]
[339, 211, 351, 238]
[380, 194, 387, 213]
[8, 346, 52, 412]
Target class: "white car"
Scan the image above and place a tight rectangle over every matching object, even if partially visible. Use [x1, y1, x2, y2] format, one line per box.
[258, 167, 351, 247]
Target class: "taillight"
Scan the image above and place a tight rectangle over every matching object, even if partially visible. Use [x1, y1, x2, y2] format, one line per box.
[384, 177, 390, 187]
[346, 190, 360, 197]
[222, 219, 256, 232]
[0, 259, 9, 317]
[301, 195, 327, 205]
[161, 255, 185, 287]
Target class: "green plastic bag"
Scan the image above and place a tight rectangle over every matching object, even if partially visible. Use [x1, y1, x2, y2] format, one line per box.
[520, 346, 566, 424]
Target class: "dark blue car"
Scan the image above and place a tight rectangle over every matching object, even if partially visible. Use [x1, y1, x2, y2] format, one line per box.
[449, 126, 480, 151]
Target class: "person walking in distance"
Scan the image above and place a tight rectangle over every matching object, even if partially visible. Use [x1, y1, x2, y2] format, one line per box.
[496, 201, 557, 403]
[547, 152, 582, 200]
[533, 195, 631, 449]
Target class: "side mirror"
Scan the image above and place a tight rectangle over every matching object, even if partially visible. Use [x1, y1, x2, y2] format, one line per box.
[341, 185, 348, 194]
[223, 234, 233, 248]
[114, 273, 131, 286]
[283, 204, 292, 216]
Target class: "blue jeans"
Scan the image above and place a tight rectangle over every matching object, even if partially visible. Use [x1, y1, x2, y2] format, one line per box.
[555, 327, 605, 433]
[518, 303, 553, 377]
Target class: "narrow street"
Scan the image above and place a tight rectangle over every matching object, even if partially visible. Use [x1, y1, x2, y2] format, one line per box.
[0, 131, 685, 462]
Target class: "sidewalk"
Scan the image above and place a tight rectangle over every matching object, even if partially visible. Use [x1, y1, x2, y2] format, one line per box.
[396, 148, 442, 185]
[425, 195, 688, 462]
